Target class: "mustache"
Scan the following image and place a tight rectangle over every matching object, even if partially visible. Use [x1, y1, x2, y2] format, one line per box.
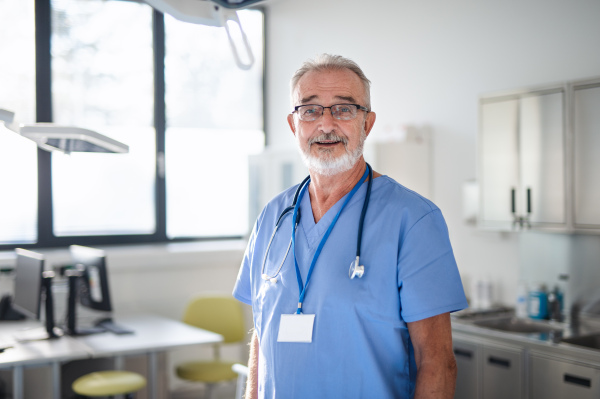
[308, 132, 348, 146]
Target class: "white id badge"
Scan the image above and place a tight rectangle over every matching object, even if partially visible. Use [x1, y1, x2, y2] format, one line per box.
[277, 314, 315, 343]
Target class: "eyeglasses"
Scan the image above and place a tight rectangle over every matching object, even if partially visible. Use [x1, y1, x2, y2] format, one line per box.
[292, 104, 369, 121]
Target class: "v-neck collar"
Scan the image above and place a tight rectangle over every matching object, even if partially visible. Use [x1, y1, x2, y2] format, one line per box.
[298, 180, 368, 249]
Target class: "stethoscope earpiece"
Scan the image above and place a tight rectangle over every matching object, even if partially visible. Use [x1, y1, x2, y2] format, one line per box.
[262, 274, 278, 284]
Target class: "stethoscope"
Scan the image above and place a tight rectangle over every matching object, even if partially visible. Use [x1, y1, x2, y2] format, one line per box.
[261, 163, 373, 283]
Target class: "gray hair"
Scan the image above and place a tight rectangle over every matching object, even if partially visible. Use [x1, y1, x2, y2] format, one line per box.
[290, 54, 372, 110]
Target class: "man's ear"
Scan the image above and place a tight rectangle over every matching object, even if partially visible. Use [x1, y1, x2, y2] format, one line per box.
[364, 111, 376, 137]
[287, 114, 296, 136]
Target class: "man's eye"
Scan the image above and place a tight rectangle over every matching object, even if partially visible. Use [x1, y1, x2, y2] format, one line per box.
[302, 107, 320, 115]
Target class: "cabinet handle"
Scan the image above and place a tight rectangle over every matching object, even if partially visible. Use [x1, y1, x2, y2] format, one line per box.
[526, 188, 532, 214]
[511, 188, 516, 214]
[488, 356, 510, 368]
[453, 348, 473, 359]
[564, 374, 591, 388]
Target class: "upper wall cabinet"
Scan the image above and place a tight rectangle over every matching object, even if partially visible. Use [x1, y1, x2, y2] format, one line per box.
[573, 79, 600, 229]
[479, 76, 600, 234]
[479, 87, 566, 231]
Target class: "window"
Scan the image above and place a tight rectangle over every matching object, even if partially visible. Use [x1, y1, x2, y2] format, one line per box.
[164, 10, 264, 238]
[0, 0, 264, 249]
[51, 0, 156, 236]
[0, 0, 38, 245]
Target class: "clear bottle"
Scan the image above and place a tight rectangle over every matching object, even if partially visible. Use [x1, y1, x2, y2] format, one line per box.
[515, 282, 528, 318]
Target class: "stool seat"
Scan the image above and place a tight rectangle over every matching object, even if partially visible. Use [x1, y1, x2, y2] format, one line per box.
[176, 360, 237, 383]
[72, 370, 146, 397]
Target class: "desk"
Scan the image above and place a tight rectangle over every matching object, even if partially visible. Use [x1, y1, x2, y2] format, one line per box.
[0, 320, 89, 399]
[0, 314, 222, 399]
[74, 314, 223, 399]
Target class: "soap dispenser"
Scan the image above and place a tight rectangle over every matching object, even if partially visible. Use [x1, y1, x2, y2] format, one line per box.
[528, 283, 548, 320]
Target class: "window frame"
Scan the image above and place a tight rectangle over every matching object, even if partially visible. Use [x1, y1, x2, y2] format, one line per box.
[0, 0, 265, 250]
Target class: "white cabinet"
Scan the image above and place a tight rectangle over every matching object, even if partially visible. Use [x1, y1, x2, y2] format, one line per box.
[479, 97, 519, 228]
[482, 343, 524, 399]
[479, 88, 566, 230]
[453, 339, 480, 399]
[453, 336, 525, 399]
[573, 80, 600, 229]
[530, 354, 600, 399]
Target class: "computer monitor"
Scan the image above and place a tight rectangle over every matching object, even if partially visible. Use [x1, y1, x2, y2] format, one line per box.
[70, 245, 112, 312]
[66, 245, 132, 335]
[13, 248, 59, 339]
[13, 248, 44, 320]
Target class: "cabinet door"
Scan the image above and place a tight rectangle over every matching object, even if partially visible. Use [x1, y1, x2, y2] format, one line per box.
[574, 83, 600, 228]
[519, 90, 565, 226]
[530, 355, 600, 399]
[453, 340, 479, 399]
[482, 345, 522, 399]
[479, 97, 519, 228]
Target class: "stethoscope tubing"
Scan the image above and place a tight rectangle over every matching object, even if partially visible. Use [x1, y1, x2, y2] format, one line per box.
[261, 175, 309, 282]
[260, 164, 372, 284]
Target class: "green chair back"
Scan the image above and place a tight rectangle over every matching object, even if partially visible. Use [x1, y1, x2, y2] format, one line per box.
[183, 296, 245, 344]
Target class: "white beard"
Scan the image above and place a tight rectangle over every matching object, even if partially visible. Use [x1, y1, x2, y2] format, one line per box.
[297, 129, 366, 177]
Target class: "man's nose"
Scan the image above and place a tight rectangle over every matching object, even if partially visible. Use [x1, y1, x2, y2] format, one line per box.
[319, 107, 336, 129]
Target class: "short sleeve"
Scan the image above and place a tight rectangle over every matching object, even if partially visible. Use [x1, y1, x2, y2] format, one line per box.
[397, 209, 467, 322]
[232, 221, 257, 305]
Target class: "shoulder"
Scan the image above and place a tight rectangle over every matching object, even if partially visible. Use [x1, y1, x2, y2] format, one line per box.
[369, 175, 448, 236]
[373, 175, 439, 214]
[254, 184, 301, 233]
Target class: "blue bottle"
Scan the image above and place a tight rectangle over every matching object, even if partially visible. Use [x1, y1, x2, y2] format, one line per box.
[528, 284, 548, 320]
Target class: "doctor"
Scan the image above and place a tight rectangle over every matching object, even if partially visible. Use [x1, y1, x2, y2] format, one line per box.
[233, 54, 467, 399]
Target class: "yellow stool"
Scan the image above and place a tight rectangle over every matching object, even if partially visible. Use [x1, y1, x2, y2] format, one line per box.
[72, 370, 146, 399]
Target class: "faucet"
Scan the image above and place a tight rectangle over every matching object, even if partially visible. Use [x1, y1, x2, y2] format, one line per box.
[548, 291, 563, 322]
[568, 303, 581, 336]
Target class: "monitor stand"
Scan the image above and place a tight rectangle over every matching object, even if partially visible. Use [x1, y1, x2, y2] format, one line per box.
[42, 271, 62, 338]
[65, 269, 105, 336]
[13, 272, 63, 342]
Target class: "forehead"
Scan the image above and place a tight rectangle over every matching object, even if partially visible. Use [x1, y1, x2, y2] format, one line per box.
[293, 69, 365, 104]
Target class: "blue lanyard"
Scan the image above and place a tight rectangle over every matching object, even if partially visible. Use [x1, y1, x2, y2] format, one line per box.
[291, 167, 370, 314]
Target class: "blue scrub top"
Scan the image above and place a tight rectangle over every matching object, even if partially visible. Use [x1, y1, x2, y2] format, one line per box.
[233, 175, 468, 399]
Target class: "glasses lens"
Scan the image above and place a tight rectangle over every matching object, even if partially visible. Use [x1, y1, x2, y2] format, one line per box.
[297, 105, 323, 121]
[331, 104, 358, 120]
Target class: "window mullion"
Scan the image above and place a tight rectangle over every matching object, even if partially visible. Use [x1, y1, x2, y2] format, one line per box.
[35, 0, 54, 246]
[153, 9, 167, 241]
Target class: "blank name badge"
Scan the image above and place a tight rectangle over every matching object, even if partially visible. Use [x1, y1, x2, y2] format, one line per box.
[277, 314, 315, 343]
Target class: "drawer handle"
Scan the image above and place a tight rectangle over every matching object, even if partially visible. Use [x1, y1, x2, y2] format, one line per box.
[453, 349, 473, 359]
[488, 356, 510, 368]
[564, 374, 591, 388]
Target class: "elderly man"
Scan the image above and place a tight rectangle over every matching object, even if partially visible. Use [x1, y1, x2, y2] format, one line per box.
[233, 54, 467, 398]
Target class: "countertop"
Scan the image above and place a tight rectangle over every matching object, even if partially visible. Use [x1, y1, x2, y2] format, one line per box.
[451, 309, 600, 366]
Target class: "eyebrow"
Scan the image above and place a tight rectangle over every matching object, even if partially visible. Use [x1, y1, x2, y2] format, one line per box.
[300, 95, 357, 104]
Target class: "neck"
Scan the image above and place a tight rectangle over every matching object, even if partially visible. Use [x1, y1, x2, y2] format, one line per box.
[308, 158, 367, 223]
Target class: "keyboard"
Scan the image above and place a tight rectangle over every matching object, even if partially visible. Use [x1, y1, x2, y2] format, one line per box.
[95, 318, 134, 335]
[0, 335, 16, 352]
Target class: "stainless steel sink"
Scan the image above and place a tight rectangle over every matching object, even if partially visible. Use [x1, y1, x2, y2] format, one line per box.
[561, 333, 600, 350]
[473, 316, 563, 334]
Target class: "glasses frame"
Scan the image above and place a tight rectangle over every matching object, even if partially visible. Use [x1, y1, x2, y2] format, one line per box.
[292, 103, 370, 121]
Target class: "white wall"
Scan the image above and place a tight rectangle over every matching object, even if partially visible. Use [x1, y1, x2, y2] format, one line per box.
[263, 0, 600, 305]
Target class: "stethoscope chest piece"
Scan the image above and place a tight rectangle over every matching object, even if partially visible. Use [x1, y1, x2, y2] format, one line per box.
[349, 256, 365, 279]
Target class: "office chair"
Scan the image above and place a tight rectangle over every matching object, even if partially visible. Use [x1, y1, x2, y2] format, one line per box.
[176, 295, 246, 399]
[72, 370, 146, 399]
[232, 363, 249, 399]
